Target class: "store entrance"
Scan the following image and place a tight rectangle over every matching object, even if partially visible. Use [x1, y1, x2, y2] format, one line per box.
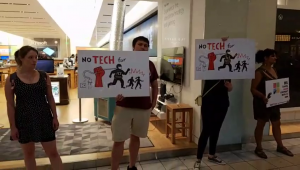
[273, 38, 300, 135]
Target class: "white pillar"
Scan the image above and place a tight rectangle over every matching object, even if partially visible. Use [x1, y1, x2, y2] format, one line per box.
[109, 0, 127, 51]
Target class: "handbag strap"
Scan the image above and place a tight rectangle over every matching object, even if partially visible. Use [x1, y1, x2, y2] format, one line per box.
[202, 81, 220, 97]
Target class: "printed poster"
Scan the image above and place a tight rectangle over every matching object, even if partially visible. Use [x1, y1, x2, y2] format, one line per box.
[78, 50, 150, 98]
[51, 82, 60, 103]
[195, 38, 256, 80]
[265, 78, 290, 108]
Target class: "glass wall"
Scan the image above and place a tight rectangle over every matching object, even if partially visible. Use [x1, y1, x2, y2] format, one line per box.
[273, 8, 300, 134]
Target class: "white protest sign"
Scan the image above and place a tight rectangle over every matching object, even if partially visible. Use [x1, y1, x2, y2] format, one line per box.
[265, 78, 290, 108]
[195, 38, 256, 80]
[78, 50, 150, 98]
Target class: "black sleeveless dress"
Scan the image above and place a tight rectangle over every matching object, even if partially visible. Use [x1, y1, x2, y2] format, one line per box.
[13, 71, 56, 144]
[253, 68, 281, 122]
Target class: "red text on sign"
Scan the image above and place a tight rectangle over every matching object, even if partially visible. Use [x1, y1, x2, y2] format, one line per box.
[92, 56, 115, 64]
[130, 69, 145, 76]
[207, 42, 225, 50]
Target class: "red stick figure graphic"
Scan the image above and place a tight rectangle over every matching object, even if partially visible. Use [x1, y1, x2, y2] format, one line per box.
[94, 66, 105, 87]
[208, 52, 216, 70]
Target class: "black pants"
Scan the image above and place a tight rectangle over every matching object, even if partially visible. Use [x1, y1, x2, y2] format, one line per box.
[197, 105, 228, 159]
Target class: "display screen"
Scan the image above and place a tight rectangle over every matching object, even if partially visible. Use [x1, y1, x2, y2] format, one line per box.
[36, 59, 54, 73]
[51, 82, 60, 103]
[160, 47, 185, 85]
[37, 46, 58, 58]
[0, 56, 9, 60]
[0, 46, 9, 56]
[43, 47, 55, 56]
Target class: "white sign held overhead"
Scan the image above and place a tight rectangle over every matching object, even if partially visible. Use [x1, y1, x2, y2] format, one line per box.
[77, 50, 150, 98]
[265, 78, 290, 108]
[194, 38, 256, 80]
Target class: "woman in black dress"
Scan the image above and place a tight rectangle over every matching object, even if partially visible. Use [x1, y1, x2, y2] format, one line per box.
[5, 46, 63, 169]
[195, 79, 233, 167]
[251, 49, 293, 159]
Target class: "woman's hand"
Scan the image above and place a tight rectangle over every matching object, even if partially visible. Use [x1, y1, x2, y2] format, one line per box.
[11, 127, 19, 140]
[221, 36, 229, 41]
[263, 97, 268, 104]
[224, 81, 233, 92]
[116, 94, 124, 101]
[53, 117, 59, 131]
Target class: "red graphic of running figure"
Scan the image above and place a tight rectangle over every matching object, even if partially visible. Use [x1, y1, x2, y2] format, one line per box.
[208, 52, 216, 70]
[94, 66, 105, 87]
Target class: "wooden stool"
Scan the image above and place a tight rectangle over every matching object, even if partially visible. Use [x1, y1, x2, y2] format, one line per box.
[166, 104, 193, 144]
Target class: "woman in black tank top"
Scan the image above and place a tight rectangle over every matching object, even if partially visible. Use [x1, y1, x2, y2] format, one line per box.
[251, 49, 293, 159]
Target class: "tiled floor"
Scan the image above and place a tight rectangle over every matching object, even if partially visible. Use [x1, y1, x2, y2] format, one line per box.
[80, 138, 300, 170]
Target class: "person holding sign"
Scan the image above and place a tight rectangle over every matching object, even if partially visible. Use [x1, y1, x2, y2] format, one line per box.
[251, 49, 293, 159]
[110, 36, 159, 170]
[194, 79, 233, 167]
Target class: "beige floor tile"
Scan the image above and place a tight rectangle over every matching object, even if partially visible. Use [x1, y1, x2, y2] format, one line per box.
[281, 155, 300, 165]
[279, 166, 299, 170]
[198, 167, 211, 170]
[248, 160, 276, 170]
[266, 157, 293, 168]
[229, 162, 255, 170]
[210, 165, 233, 170]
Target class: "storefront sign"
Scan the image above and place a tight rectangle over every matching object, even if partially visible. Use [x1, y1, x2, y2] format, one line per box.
[265, 78, 290, 108]
[30, 41, 47, 46]
[194, 38, 256, 80]
[77, 50, 150, 98]
[51, 82, 60, 103]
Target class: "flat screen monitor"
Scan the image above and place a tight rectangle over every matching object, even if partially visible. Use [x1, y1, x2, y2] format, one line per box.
[43, 47, 55, 56]
[160, 47, 185, 85]
[36, 59, 54, 73]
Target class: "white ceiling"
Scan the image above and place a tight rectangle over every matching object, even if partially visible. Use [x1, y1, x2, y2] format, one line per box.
[0, 0, 145, 44]
[0, 0, 65, 39]
[89, 0, 138, 46]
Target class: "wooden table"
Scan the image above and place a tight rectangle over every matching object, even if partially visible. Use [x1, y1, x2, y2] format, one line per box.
[4, 65, 76, 89]
[0, 67, 10, 87]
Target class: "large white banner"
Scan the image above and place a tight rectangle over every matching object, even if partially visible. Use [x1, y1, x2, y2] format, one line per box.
[195, 38, 256, 80]
[78, 50, 150, 98]
[265, 78, 290, 108]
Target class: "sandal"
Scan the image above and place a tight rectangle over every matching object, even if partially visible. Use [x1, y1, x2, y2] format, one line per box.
[277, 146, 294, 157]
[255, 148, 268, 159]
[208, 156, 226, 165]
[193, 160, 201, 169]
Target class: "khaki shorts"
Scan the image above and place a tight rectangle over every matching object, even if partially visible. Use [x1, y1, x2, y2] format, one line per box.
[111, 106, 151, 142]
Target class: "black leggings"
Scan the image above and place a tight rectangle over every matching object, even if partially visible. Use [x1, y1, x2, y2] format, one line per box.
[197, 106, 228, 159]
